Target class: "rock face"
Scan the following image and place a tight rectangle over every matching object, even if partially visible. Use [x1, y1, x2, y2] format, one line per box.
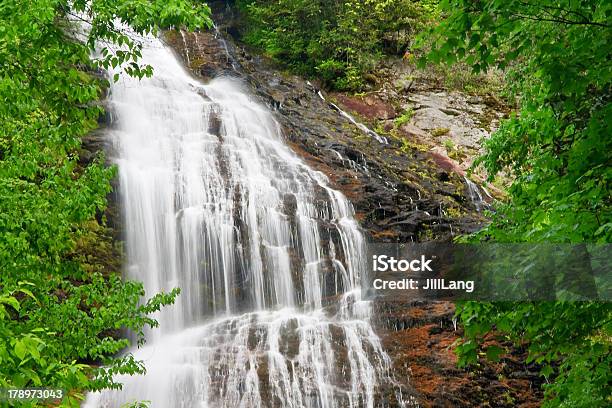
[166, 36, 488, 244]
[374, 301, 544, 408]
[329, 61, 509, 200]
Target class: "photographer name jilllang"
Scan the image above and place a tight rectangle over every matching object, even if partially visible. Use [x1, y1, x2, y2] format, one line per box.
[372, 278, 475, 293]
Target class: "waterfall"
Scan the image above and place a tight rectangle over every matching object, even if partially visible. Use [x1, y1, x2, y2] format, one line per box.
[85, 33, 410, 408]
[463, 176, 488, 212]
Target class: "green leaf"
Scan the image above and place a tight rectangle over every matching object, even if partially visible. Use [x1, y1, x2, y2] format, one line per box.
[485, 345, 504, 362]
[14, 340, 27, 361]
[0, 296, 20, 312]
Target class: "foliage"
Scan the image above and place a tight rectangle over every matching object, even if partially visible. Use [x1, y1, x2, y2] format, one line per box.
[423, 0, 611, 405]
[236, 0, 438, 90]
[393, 108, 414, 128]
[0, 0, 210, 405]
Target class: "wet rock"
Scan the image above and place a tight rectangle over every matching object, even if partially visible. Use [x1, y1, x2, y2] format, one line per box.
[81, 129, 113, 166]
[207, 105, 223, 137]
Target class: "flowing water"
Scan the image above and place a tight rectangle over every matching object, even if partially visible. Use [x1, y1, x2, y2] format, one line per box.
[85, 33, 409, 408]
[463, 176, 488, 213]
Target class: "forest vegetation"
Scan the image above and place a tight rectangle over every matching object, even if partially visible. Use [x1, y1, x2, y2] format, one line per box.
[427, 2, 611, 407]
[0, 1, 210, 406]
[236, 0, 439, 90]
[0, 0, 610, 406]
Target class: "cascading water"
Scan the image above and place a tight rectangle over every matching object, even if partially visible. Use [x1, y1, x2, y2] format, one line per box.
[463, 176, 489, 213]
[85, 32, 411, 408]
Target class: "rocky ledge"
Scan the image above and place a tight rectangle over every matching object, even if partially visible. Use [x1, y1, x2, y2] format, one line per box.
[166, 27, 490, 243]
[374, 300, 543, 407]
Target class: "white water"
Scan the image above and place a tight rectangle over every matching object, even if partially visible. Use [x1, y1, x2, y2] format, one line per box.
[463, 176, 487, 212]
[85, 34, 409, 407]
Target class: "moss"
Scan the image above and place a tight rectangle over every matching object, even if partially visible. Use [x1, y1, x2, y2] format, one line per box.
[374, 121, 387, 135]
[444, 206, 463, 219]
[419, 226, 435, 241]
[71, 219, 123, 277]
[443, 140, 467, 163]
[189, 56, 207, 69]
[431, 127, 450, 137]
[443, 139, 455, 151]
[393, 108, 414, 128]
[502, 391, 515, 405]
[400, 137, 428, 153]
